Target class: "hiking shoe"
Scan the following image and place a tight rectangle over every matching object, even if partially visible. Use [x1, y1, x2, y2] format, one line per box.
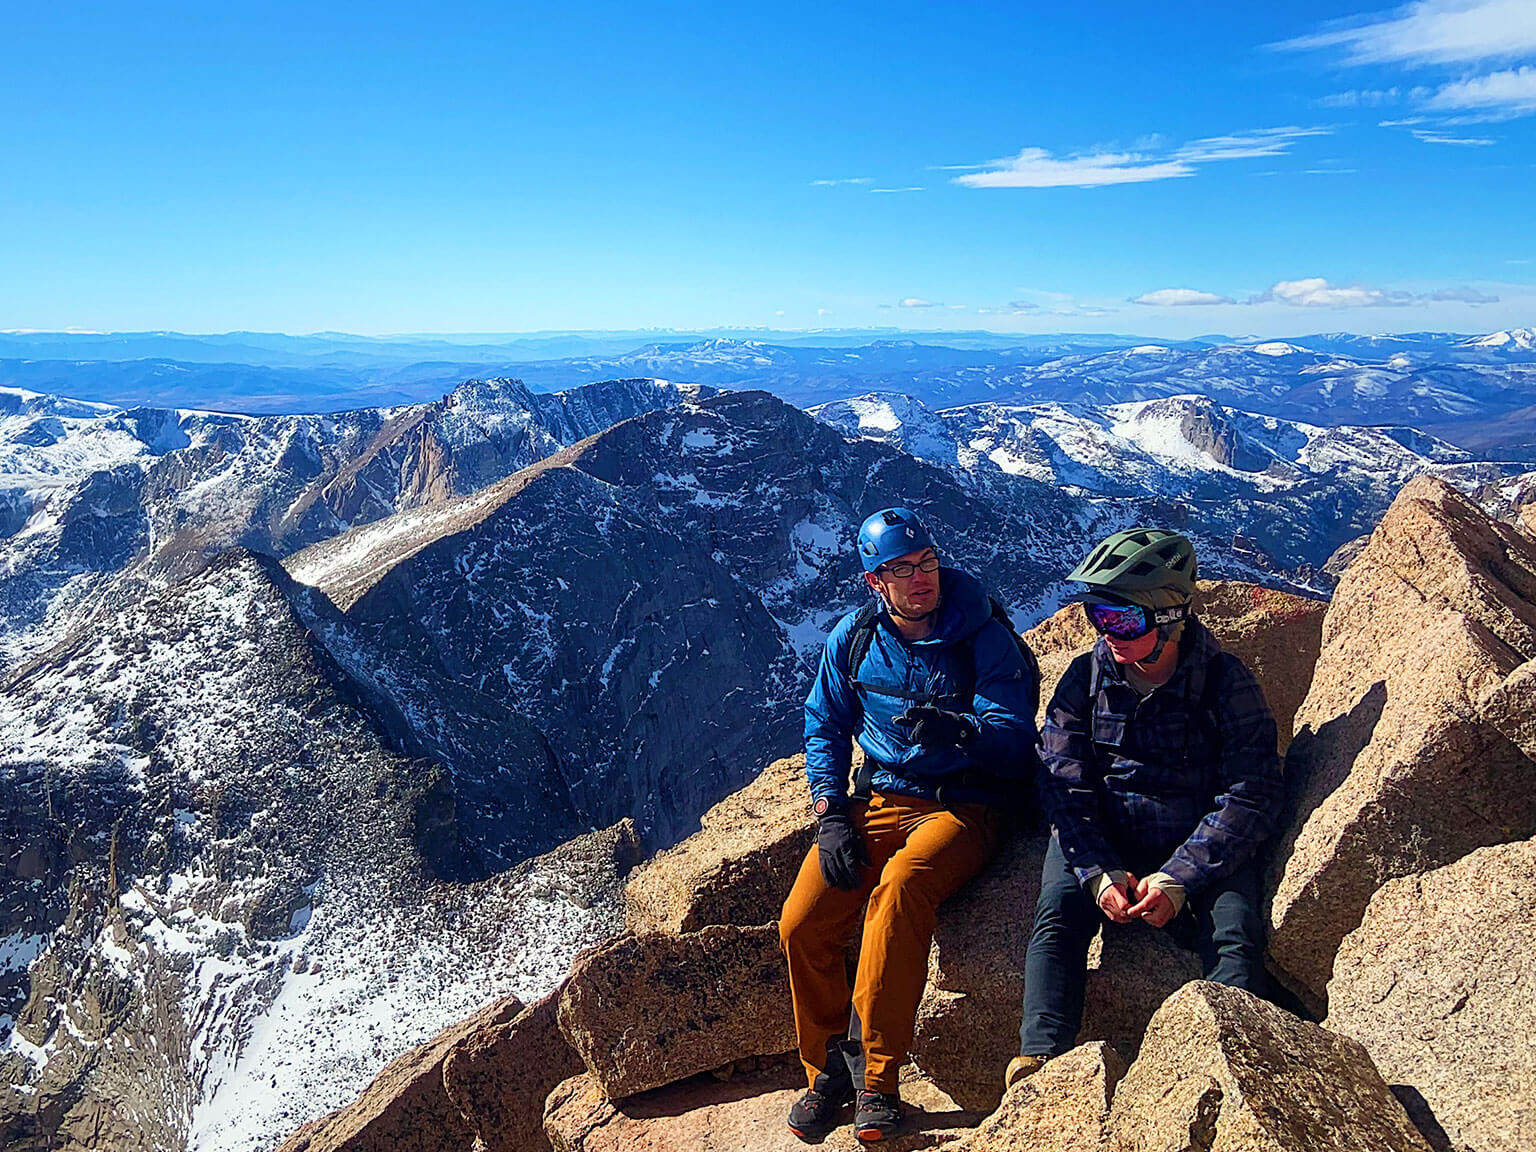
[786, 1079, 854, 1141]
[853, 1090, 903, 1143]
[1004, 1053, 1048, 1091]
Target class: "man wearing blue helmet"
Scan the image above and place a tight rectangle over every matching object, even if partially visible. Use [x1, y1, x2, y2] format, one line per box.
[779, 507, 1039, 1143]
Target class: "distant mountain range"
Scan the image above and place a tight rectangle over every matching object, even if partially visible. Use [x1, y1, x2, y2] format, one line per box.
[4, 330, 1535, 462]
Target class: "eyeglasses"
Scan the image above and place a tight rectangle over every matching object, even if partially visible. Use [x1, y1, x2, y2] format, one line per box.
[877, 555, 940, 579]
[1084, 601, 1155, 640]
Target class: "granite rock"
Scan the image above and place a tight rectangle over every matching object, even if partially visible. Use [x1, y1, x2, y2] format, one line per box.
[1327, 837, 1536, 1152]
[1107, 981, 1430, 1152]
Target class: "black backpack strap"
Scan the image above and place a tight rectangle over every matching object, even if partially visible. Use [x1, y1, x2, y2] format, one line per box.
[842, 602, 881, 800]
[843, 601, 882, 688]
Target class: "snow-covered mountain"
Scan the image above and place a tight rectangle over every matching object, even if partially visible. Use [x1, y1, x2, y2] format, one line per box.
[0, 377, 707, 665]
[811, 392, 1522, 570]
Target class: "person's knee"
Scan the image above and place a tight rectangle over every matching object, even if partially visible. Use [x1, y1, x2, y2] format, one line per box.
[866, 873, 940, 934]
[779, 891, 826, 951]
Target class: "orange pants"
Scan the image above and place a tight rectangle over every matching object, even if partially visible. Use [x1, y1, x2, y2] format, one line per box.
[778, 791, 999, 1093]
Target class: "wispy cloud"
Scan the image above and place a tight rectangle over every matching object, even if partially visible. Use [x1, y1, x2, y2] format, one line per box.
[1131, 288, 1236, 306]
[899, 297, 937, 308]
[1172, 127, 1332, 161]
[1427, 65, 1536, 114]
[870, 186, 925, 194]
[1411, 127, 1497, 144]
[954, 150, 1192, 188]
[1424, 285, 1500, 302]
[1284, 4, 1536, 124]
[1320, 87, 1406, 108]
[952, 126, 1327, 190]
[810, 177, 873, 186]
[1274, 1, 1536, 67]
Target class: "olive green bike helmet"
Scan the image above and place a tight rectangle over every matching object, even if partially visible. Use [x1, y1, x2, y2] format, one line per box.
[1067, 528, 1197, 610]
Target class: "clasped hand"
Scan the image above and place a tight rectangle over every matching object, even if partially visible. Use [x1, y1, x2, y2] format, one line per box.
[1098, 873, 1177, 928]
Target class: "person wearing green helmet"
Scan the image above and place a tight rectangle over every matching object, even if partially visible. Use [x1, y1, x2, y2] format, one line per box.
[1003, 528, 1283, 1090]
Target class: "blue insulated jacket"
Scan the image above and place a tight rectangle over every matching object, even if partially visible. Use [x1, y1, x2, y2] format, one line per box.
[804, 568, 1038, 807]
[1038, 617, 1282, 895]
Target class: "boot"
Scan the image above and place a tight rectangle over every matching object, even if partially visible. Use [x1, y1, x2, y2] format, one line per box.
[1004, 1053, 1048, 1091]
[853, 1089, 903, 1143]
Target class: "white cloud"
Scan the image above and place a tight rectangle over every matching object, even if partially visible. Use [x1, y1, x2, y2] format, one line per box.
[1276, 1, 1536, 67]
[1172, 127, 1332, 161]
[1411, 127, 1497, 143]
[810, 177, 873, 186]
[954, 126, 1329, 190]
[870, 186, 926, 193]
[954, 148, 1194, 188]
[1131, 288, 1237, 306]
[1007, 300, 1040, 311]
[1255, 278, 1411, 307]
[899, 298, 937, 308]
[1427, 65, 1536, 114]
[1246, 277, 1497, 307]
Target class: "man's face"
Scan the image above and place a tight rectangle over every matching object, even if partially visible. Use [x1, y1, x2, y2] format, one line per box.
[864, 547, 941, 617]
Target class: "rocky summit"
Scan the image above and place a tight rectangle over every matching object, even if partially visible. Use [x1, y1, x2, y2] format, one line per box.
[271, 484, 1536, 1152]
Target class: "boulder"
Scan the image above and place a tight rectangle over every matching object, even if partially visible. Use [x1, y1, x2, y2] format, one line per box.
[1479, 656, 1536, 762]
[623, 755, 814, 934]
[1023, 579, 1325, 755]
[1327, 837, 1536, 1152]
[275, 994, 524, 1152]
[543, 1062, 974, 1152]
[912, 832, 1199, 1111]
[441, 987, 583, 1152]
[557, 924, 795, 1098]
[951, 1041, 1125, 1152]
[1269, 477, 1536, 1008]
[1106, 981, 1431, 1152]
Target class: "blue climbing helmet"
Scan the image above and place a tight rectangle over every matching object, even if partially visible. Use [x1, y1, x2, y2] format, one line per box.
[856, 507, 936, 573]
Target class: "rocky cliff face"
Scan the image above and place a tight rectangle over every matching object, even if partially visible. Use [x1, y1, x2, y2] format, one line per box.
[0, 550, 640, 1151]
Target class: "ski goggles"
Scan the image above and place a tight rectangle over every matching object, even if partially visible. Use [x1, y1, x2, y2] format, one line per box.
[1083, 599, 1189, 640]
[1084, 601, 1155, 639]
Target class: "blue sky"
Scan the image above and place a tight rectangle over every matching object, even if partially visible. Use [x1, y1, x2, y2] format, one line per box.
[3, 1, 1534, 337]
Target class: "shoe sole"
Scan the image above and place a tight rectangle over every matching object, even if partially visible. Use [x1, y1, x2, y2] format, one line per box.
[856, 1125, 899, 1143]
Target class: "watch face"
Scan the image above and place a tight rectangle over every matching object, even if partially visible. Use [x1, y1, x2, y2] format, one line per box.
[813, 797, 830, 817]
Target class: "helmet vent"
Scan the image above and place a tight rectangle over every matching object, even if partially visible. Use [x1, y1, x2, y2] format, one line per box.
[1127, 560, 1158, 576]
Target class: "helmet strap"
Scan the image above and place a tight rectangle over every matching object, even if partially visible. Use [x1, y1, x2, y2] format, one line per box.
[1133, 619, 1184, 670]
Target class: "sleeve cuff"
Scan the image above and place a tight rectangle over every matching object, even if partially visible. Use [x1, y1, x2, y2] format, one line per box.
[1089, 870, 1129, 901]
[1144, 871, 1188, 915]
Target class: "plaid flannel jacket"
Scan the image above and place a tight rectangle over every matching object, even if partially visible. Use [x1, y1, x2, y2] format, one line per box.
[1038, 618, 1282, 894]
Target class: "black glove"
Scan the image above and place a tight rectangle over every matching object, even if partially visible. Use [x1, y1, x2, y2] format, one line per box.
[816, 810, 870, 891]
[894, 705, 978, 750]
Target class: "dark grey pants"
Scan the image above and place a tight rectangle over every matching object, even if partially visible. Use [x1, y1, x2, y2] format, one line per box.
[1018, 834, 1268, 1058]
